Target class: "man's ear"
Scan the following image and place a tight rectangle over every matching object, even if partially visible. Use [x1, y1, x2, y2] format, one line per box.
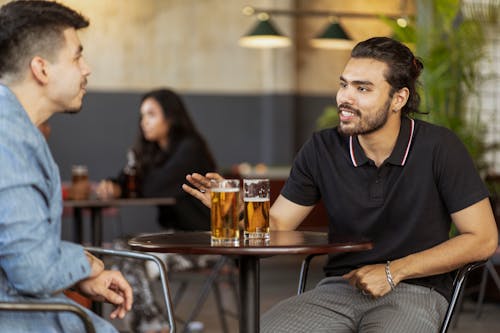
[30, 56, 49, 85]
[392, 87, 410, 112]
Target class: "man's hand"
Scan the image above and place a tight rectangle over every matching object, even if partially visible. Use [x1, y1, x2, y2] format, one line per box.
[182, 172, 224, 208]
[343, 263, 394, 298]
[84, 251, 104, 278]
[76, 270, 133, 319]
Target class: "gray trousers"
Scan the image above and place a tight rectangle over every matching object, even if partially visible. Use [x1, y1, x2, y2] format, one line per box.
[261, 277, 448, 333]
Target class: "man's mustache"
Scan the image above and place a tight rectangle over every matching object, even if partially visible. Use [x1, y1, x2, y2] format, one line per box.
[338, 103, 361, 117]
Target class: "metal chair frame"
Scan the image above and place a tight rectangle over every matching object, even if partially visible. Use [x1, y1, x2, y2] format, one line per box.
[172, 256, 239, 333]
[0, 247, 177, 333]
[0, 301, 96, 333]
[296, 253, 485, 333]
[475, 256, 500, 318]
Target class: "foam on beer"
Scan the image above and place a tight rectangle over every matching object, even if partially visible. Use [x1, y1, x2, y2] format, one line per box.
[211, 188, 239, 193]
[244, 197, 269, 202]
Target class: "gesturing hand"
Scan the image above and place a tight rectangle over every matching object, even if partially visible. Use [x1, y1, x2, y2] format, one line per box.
[182, 172, 224, 208]
[76, 270, 133, 319]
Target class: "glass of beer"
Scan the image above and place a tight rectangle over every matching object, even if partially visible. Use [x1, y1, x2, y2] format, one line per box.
[210, 179, 240, 244]
[243, 179, 270, 239]
[71, 165, 90, 200]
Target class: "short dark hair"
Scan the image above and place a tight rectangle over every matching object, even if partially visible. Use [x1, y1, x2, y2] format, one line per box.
[351, 37, 424, 115]
[0, 0, 89, 82]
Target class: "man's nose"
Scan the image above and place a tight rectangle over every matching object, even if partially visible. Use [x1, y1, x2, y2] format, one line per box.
[81, 57, 91, 76]
[336, 87, 354, 106]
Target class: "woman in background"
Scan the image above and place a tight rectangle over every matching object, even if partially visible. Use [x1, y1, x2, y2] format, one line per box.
[97, 88, 216, 231]
[96, 88, 216, 333]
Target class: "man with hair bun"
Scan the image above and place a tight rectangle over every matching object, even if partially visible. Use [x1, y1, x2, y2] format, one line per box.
[184, 37, 498, 332]
[0, 1, 132, 332]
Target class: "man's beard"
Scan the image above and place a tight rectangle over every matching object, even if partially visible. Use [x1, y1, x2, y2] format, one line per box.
[337, 98, 391, 136]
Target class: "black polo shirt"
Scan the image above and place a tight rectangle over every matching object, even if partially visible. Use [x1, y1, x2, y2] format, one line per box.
[282, 117, 489, 300]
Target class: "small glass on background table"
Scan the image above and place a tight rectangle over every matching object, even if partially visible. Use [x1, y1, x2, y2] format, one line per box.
[71, 164, 90, 200]
[210, 179, 240, 245]
[243, 178, 270, 240]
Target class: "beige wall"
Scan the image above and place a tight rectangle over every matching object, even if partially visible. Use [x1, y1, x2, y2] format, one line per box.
[1, 0, 412, 94]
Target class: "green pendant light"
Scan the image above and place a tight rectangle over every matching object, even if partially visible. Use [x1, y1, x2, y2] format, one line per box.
[310, 17, 353, 50]
[239, 13, 291, 48]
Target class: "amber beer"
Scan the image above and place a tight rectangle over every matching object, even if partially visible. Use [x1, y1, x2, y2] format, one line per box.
[71, 165, 89, 200]
[210, 179, 240, 243]
[244, 197, 270, 239]
[243, 179, 270, 239]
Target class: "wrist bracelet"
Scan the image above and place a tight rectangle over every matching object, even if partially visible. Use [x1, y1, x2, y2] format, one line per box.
[385, 260, 396, 290]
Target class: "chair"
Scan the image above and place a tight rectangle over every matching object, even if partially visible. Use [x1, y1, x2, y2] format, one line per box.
[0, 247, 177, 333]
[296, 254, 485, 333]
[0, 301, 96, 333]
[175, 255, 239, 333]
[151, 254, 238, 333]
[475, 248, 500, 318]
[112, 238, 238, 333]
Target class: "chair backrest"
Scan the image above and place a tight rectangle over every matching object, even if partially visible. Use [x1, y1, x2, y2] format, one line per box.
[0, 301, 96, 333]
[439, 261, 485, 333]
[296, 254, 486, 333]
[85, 246, 177, 333]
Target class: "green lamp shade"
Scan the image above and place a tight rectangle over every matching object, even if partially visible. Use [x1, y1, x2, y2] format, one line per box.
[239, 19, 291, 48]
[310, 22, 354, 50]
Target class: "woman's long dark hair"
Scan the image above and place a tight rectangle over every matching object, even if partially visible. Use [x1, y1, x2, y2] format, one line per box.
[133, 88, 216, 175]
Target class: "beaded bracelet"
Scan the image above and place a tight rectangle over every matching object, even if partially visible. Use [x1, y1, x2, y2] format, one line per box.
[385, 260, 396, 290]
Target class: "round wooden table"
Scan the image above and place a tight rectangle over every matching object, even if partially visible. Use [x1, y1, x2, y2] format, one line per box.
[129, 231, 373, 333]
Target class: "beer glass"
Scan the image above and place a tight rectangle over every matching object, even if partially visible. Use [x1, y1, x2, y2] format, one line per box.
[71, 165, 90, 200]
[243, 179, 270, 239]
[210, 179, 240, 244]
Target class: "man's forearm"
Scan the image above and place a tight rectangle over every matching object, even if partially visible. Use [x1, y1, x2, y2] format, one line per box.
[390, 232, 497, 285]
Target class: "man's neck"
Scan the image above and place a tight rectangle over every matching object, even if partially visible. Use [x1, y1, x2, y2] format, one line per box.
[358, 115, 402, 167]
[8, 82, 53, 126]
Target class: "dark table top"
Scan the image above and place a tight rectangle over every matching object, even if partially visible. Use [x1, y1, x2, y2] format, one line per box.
[64, 197, 176, 208]
[128, 231, 373, 256]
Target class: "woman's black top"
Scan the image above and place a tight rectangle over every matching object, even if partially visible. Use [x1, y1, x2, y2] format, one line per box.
[116, 137, 214, 231]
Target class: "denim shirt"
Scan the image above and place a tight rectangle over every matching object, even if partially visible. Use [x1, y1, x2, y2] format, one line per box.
[0, 84, 91, 297]
[0, 85, 111, 331]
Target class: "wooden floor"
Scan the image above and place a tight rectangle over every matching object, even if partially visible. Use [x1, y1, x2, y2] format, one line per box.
[109, 255, 500, 332]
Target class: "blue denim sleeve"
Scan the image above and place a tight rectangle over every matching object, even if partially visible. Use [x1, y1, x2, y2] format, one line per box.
[0, 186, 91, 297]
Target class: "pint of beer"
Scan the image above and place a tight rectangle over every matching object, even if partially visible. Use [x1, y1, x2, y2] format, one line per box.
[71, 165, 90, 200]
[243, 179, 270, 239]
[210, 179, 240, 244]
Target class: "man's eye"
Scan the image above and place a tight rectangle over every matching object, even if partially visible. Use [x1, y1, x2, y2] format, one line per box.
[339, 82, 347, 88]
[358, 86, 368, 92]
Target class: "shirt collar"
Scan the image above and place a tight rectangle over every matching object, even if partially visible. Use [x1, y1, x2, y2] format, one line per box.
[349, 117, 415, 167]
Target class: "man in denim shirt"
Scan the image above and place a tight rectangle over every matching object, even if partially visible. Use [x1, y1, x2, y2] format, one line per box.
[0, 1, 133, 332]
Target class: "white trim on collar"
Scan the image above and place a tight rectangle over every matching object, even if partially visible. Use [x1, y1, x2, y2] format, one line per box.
[348, 118, 415, 167]
[349, 136, 358, 167]
[401, 118, 415, 166]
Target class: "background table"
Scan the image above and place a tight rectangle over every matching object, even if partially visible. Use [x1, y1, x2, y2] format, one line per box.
[64, 197, 176, 246]
[128, 230, 373, 333]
